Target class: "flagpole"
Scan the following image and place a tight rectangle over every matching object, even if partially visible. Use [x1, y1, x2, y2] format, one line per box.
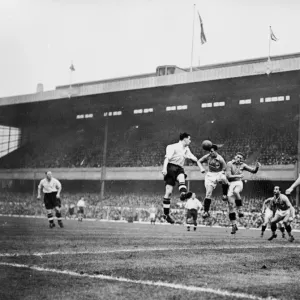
[190, 4, 196, 72]
[268, 26, 271, 62]
[69, 70, 72, 88]
[69, 61, 73, 88]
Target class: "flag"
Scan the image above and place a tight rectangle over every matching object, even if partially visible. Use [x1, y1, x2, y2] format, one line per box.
[70, 63, 75, 71]
[198, 12, 207, 44]
[270, 27, 278, 41]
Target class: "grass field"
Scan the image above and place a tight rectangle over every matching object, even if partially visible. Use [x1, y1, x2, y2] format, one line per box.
[0, 216, 300, 300]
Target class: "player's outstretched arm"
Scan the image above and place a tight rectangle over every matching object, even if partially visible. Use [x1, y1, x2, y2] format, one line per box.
[162, 157, 169, 176]
[197, 154, 209, 173]
[196, 160, 205, 173]
[242, 162, 260, 174]
[283, 195, 292, 209]
[290, 206, 296, 219]
[286, 174, 300, 194]
[37, 181, 42, 199]
[261, 198, 270, 213]
[56, 180, 62, 198]
[261, 200, 266, 214]
[218, 156, 227, 173]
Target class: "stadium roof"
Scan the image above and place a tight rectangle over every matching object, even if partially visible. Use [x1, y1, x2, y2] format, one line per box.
[1, 52, 300, 107]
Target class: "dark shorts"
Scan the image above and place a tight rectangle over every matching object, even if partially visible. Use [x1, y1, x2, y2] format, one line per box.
[78, 207, 84, 214]
[44, 192, 61, 210]
[186, 209, 198, 221]
[164, 163, 187, 186]
[69, 207, 75, 215]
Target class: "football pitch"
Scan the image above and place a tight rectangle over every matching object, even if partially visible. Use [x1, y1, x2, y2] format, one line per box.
[0, 216, 300, 300]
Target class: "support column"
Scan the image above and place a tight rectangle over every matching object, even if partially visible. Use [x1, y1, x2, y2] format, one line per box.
[187, 180, 191, 192]
[296, 97, 300, 206]
[100, 116, 108, 200]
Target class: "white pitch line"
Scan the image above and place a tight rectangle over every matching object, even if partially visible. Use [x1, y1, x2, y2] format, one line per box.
[1, 244, 300, 258]
[0, 262, 278, 300]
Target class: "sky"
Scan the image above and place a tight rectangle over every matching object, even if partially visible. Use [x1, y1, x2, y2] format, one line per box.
[0, 0, 300, 97]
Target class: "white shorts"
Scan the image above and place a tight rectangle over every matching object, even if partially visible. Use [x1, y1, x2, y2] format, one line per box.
[264, 208, 273, 223]
[150, 213, 156, 220]
[275, 209, 290, 218]
[228, 181, 243, 197]
[273, 209, 294, 224]
[205, 172, 226, 189]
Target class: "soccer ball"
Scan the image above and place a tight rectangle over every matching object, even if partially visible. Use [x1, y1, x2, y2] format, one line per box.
[202, 140, 212, 151]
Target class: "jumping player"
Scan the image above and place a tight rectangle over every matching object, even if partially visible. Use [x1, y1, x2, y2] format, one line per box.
[185, 192, 203, 231]
[37, 171, 63, 228]
[226, 152, 260, 234]
[268, 186, 295, 242]
[198, 144, 229, 218]
[162, 132, 203, 224]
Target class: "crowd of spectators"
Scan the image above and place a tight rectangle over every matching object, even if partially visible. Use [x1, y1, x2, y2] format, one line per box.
[0, 105, 297, 169]
[1, 192, 300, 230]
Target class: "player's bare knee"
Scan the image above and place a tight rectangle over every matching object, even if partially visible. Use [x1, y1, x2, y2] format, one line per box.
[206, 192, 212, 198]
[165, 186, 173, 198]
[205, 187, 213, 198]
[283, 221, 289, 228]
[220, 175, 228, 184]
[233, 190, 240, 198]
[177, 173, 185, 183]
[229, 207, 234, 213]
[228, 202, 234, 212]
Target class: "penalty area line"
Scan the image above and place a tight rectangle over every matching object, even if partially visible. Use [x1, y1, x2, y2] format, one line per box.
[0, 262, 278, 300]
[0, 244, 300, 258]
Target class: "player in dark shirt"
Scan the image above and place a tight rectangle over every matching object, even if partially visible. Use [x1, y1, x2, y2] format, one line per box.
[198, 144, 229, 218]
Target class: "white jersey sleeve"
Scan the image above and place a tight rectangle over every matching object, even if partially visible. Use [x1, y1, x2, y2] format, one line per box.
[165, 144, 175, 160]
[185, 147, 197, 162]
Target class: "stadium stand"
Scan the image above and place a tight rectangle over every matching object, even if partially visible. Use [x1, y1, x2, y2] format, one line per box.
[0, 102, 297, 168]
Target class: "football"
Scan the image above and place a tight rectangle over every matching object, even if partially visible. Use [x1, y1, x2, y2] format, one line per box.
[202, 140, 213, 151]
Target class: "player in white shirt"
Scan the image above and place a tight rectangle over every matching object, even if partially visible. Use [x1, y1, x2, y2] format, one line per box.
[77, 197, 86, 222]
[185, 192, 203, 231]
[261, 196, 276, 237]
[162, 132, 203, 224]
[149, 204, 157, 225]
[37, 171, 63, 228]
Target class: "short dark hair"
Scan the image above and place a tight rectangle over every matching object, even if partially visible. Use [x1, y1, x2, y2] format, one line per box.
[274, 186, 281, 192]
[186, 192, 193, 199]
[179, 132, 190, 140]
[236, 152, 245, 158]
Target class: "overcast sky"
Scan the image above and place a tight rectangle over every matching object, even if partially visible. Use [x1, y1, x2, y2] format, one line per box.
[0, 0, 299, 97]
